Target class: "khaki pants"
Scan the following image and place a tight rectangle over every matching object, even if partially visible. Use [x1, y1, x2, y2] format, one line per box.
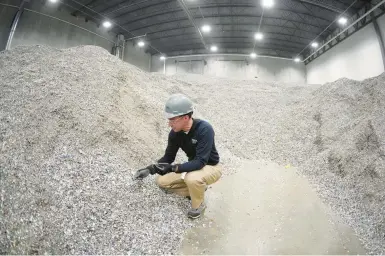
[156, 164, 222, 208]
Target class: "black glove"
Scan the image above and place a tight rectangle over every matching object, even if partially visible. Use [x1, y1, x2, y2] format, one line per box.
[136, 163, 179, 178]
[153, 163, 174, 176]
[133, 168, 150, 180]
[144, 164, 158, 175]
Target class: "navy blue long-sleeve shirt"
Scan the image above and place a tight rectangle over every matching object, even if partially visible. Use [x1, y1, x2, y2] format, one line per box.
[157, 119, 220, 172]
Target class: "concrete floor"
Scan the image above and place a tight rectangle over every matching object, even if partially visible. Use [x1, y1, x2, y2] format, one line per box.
[179, 160, 366, 255]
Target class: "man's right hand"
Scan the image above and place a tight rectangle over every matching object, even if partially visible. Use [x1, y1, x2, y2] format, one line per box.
[133, 168, 151, 180]
[132, 164, 159, 180]
[145, 164, 172, 176]
[133, 163, 173, 180]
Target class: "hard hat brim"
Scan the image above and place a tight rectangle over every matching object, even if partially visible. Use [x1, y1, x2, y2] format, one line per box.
[165, 112, 180, 119]
[164, 110, 193, 119]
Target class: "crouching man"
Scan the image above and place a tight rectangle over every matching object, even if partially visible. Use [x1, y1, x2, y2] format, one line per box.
[134, 93, 222, 219]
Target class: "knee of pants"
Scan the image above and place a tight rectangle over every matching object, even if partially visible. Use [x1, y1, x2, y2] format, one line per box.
[155, 175, 169, 188]
[184, 172, 205, 187]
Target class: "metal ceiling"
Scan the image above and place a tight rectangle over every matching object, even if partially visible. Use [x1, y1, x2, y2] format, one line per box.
[65, 0, 381, 60]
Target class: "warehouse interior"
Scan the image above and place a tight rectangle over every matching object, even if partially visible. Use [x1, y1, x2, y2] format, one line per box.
[0, 0, 384, 254]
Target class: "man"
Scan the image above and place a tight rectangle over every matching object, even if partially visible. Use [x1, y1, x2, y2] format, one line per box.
[134, 93, 222, 219]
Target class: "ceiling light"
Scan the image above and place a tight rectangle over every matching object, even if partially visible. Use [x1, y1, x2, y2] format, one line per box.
[201, 25, 211, 33]
[294, 57, 301, 62]
[210, 45, 218, 52]
[160, 56, 166, 61]
[338, 17, 348, 26]
[138, 41, 145, 47]
[254, 32, 264, 41]
[311, 42, 319, 48]
[48, 0, 58, 2]
[262, 0, 274, 8]
[102, 21, 112, 28]
[250, 52, 257, 59]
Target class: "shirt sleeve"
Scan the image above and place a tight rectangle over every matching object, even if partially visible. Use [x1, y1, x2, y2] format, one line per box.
[157, 132, 179, 164]
[178, 126, 214, 172]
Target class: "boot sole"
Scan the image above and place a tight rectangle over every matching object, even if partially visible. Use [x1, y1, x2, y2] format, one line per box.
[188, 206, 206, 219]
[188, 214, 201, 219]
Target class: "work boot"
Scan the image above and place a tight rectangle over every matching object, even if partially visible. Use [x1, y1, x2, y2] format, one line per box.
[187, 202, 206, 219]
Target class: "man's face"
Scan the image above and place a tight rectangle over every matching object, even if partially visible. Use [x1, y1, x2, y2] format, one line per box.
[168, 115, 188, 132]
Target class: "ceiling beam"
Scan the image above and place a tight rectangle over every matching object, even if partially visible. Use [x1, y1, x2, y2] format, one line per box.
[99, 0, 155, 16]
[176, 0, 207, 48]
[71, 0, 100, 16]
[111, 3, 332, 25]
[158, 41, 300, 53]
[145, 26, 317, 41]
[127, 21, 323, 38]
[162, 44, 298, 56]
[148, 31, 313, 43]
[295, 0, 345, 13]
[115, 9, 331, 32]
[152, 35, 306, 49]
[163, 48, 294, 58]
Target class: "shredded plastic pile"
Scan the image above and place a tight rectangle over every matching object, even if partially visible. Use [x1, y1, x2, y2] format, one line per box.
[0, 45, 384, 254]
